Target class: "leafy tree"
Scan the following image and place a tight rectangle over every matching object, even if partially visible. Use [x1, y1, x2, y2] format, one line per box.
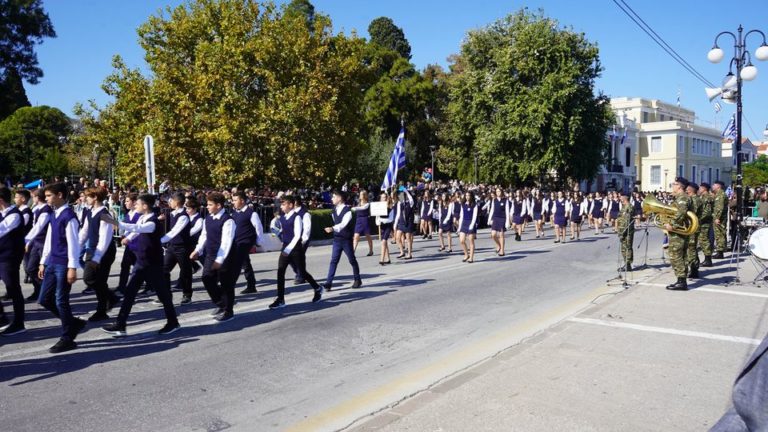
[368, 17, 411, 60]
[0, 105, 72, 177]
[0, 0, 56, 84]
[744, 155, 768, 188]
[444, 9, 613, 186]
[0, 67, 31, 120]
[284, 0, 315, 30]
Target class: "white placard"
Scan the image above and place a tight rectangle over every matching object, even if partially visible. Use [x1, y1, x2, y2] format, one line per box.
[370, 201, 389, 217]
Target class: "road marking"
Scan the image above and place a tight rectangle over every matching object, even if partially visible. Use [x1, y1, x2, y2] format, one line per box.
[568, 317, 761, 345]
[638, 282, 768, 299]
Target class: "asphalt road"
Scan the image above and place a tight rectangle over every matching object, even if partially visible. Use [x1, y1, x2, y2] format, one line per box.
[0, 224, 664, 432]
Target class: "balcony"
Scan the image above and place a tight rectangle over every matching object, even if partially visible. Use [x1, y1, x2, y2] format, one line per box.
[607, 163, 624, 174]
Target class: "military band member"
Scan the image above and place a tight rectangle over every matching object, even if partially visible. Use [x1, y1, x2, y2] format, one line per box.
[698, 183, 714, 267]
[712, 181, 728, 259]
[686, 183, 702, 278]
[666, 178, 692, 291]
[617, 192, 635, 272]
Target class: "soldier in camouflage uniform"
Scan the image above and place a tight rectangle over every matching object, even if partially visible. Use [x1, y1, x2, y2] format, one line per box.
[686, 183, 702, 278]
[666, 177, 692, 291]
[698, 182, 714, 267]
[617, 192, 635, 272]
[712, 181, 728, 259]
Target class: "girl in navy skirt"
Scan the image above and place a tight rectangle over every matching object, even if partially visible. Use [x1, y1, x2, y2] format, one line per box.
[487, 187, 509, 256]
[352, 190, 374, 256]
[436, 192, 454, 253]
[375, 192, 394, 265]
[395, 189, 415, 260]
[458, 191, 478, 263]
[532, 191, 545, 238]
[567, 195, 587, 240]
[609, 192, 621, 232]
[419, 190, 434, 240]
[589, 191, 605, 234]
[552, 191, 568, 243]
[510, 190, 527, 242]
[451, 192, 462, 233]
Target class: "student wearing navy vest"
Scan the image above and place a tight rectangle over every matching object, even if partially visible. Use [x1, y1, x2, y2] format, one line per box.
[436, 192, 452, 253]
[102, 194, 180, 337]
[190, 192, 237, 322]
[79, 187, 120, 322]
[269, 195, 323, 309]
[0, 186, 27, 336]
[487, 187, 509, 256]
[186, 196, 204, 275]
[323, 190, 362, 290]
[352, 190, 374, 256]
[552, 191, 568, 243]
[116, 193, 140, 294]
[38, 183, 87, 353]
[395, 189, 415, 260]
[23, 189, 51, 302]
[458, 191, 478, 263]
[230, 191, 262, 295]
[589, 191, 605, 235]
[375, 192, 395, 265]
[161, 193, 194, 304]
[418, 190, 434, 240]
[289, 196, 312, 285]
[14, 189, 33, 235]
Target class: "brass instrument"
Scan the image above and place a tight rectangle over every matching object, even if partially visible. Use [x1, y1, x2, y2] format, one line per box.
[641, 195, 699, 236]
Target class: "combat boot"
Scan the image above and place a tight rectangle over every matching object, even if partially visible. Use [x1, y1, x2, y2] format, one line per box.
[617, 263, 632, 272]
[701, 256, 713, 267]
[666, 277, 688, 291]
[713, 251, 724, 259]
[688, 266, 699, 279]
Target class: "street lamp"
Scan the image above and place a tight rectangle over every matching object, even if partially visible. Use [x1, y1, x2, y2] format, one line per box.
[429, 145, 436, 184]
[707, 25, 768, 227]
[474, 150, 479, 184]
[664, 168, 669, 192]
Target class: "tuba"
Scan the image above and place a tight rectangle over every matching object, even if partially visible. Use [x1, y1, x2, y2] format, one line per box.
[641, 195, 699, 236]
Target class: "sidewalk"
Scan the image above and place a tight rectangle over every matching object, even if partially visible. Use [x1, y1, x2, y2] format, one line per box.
[346, 256, 768, 431]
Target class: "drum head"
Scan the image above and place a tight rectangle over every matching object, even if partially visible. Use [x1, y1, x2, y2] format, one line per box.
[748, 227, 768, 259]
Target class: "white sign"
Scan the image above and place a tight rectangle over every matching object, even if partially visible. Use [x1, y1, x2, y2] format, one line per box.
[143, 135, 156, 194]
[370, 201, 389, 217]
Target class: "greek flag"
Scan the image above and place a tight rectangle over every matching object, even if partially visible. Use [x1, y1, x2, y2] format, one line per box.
[381, 127, 406, 191]
[620, 128, 627, 145]
[722, 115, 737, 140]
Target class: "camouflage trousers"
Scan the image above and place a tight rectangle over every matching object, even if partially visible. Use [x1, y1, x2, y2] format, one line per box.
[687, 231, 700, 268]
[714, 222, 727, 253]
[668, 233, 688, 278]
[699, 223, 713, 257]
[620, 231, 634, 264]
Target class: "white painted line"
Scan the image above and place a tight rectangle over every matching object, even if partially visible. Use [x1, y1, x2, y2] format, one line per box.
[638, 282, 768, 299]
[568, 317, 761, 345]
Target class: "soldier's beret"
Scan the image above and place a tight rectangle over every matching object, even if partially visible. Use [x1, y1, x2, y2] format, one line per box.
[700, 182, 710, 190]
[675, 177, 689, 188]
[687, 182, 698, 190]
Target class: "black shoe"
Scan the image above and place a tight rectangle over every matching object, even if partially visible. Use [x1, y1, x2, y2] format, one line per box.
[666, 277, 688, 291]
[138, 287, 155, 296]
[0, 323, 26, 336]
[701, 256, 713, 267]
[158, 322, 180, 335]
[81, 287, 94, 295]
[69, 318, 87, 339]
[102, 322, 127, 338]
[180, 295, 192, 305]
[240, 286, 258, 294]
[106, 296, 120, 311]
[49, 338, 77, 354]
[312, 288, 322, 303]
[1, 293, 11, 301]
[617, 264, 632, 272]
[323, 283, 332, 292]
[24, 275, 30, 284]
[713, 252, 724, 259]
[515, 233, 521, 241]
[215, 312, 234, 322]
[87, 311, 110, 322]
[688, 267, 700, 279]
[191, 261, 201, 274]
[0, 314, 9, 329]
[366, 251, 374, 256]
[293, 278, 306, 285]
[25, 292, 39, 303]
[269, 299, 285, 309]
[352, 279, 362, 289]
[209, 306, 225, 317]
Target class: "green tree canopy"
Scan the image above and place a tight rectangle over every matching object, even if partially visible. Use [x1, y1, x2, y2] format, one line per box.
[368, 17, 411, 60]
[0, 0, 56, 84]
[0, 105, 72, 177]
[284, 0, 315, 30]
[0, 67, 31, 120]
[444, 9, 613, 186]
[744, 154, 768, 188]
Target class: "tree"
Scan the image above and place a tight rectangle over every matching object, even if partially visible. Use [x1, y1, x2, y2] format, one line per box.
[743, 155, 768, 188]
[0, 105, 72, 177]
[444, 9, 614, 186]
[0, 67, 31, 120]
[0, 0, 56, 84]
[284, 0, 315, 30]
[368, 17, 411, 60]
[78, 0, 371, 188]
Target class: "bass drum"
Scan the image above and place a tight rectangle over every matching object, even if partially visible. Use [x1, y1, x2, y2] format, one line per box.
[748, 227, 768, 260]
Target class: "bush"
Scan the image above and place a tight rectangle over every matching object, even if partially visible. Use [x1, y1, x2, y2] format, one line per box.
[309, 209, 334, 241]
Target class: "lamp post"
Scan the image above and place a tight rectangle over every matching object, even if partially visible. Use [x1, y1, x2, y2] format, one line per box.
[429, 145, 436, 185]
[708, 26, 768, 227]
[474, 150, 478, 184]
[664, 168, 669, 192]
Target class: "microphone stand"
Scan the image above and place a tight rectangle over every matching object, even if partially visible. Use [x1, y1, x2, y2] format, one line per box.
[607, 218, 636, 290]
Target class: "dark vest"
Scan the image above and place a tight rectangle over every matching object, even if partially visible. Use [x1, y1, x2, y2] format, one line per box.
[20, 206, 33, 234]
[492, 199, 507, 218]
[123, 211, 141, 251]
[203, 212, 232, 260]
[332, 206, 353, 240]
[554, 199, 566, 217]
[0, 207, 25, 263]
[513, 199, 524, 216]
[49, 207, 78, 266]
[31, 204, 53, 247]
[133, 213, 163, 267]
[168, 210, 191, 248]
[84, 207, 108, 259]
[279, 212, 299, 247]
[231, 206, 257, 246]
[188, 213, 202, 246]
[570, 203, 583, 219]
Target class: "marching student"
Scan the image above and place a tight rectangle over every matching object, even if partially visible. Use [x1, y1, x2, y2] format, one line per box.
[190, 192, 237, 322]
[352, 190, 374, 256]
[487, 187, 509, 256]
[436, 192, 453, 253]
[101, 194, 179, 337]
[323, 190, 362, 290]
[230, 191, 261, 295]
[567, 195, 587, 241]
[0, 186, 27, 336]
[608, 192, 621, 232]
[14, 189, 33, 234]
[451, 191, 462, 241]
[269, 195, 323, 308]
[395, 188, 415, 260]
[78, 187, 120, 322]
[290, 195, 312, 285]
[510, 190, 527, 241]
[531, 191, 545, 239]
[23, 188, 52, 302]
[186, 196, 204, 275]
[589, 191, 605, 234]
[375, 192, 395, 265]
[552, 191, 568, 243]
[419, 190, 434, 240]
[458, 191, 478, 263]
[160, 192, 194, 304]
[116, 193, 140, 295]
[37, 182, 87, 353]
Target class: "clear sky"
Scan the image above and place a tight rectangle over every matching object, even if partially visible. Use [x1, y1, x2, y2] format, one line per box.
[26, 0, 768, 141]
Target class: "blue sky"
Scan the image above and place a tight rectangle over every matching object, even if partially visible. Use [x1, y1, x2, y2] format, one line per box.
[26, 0, 768, 141]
